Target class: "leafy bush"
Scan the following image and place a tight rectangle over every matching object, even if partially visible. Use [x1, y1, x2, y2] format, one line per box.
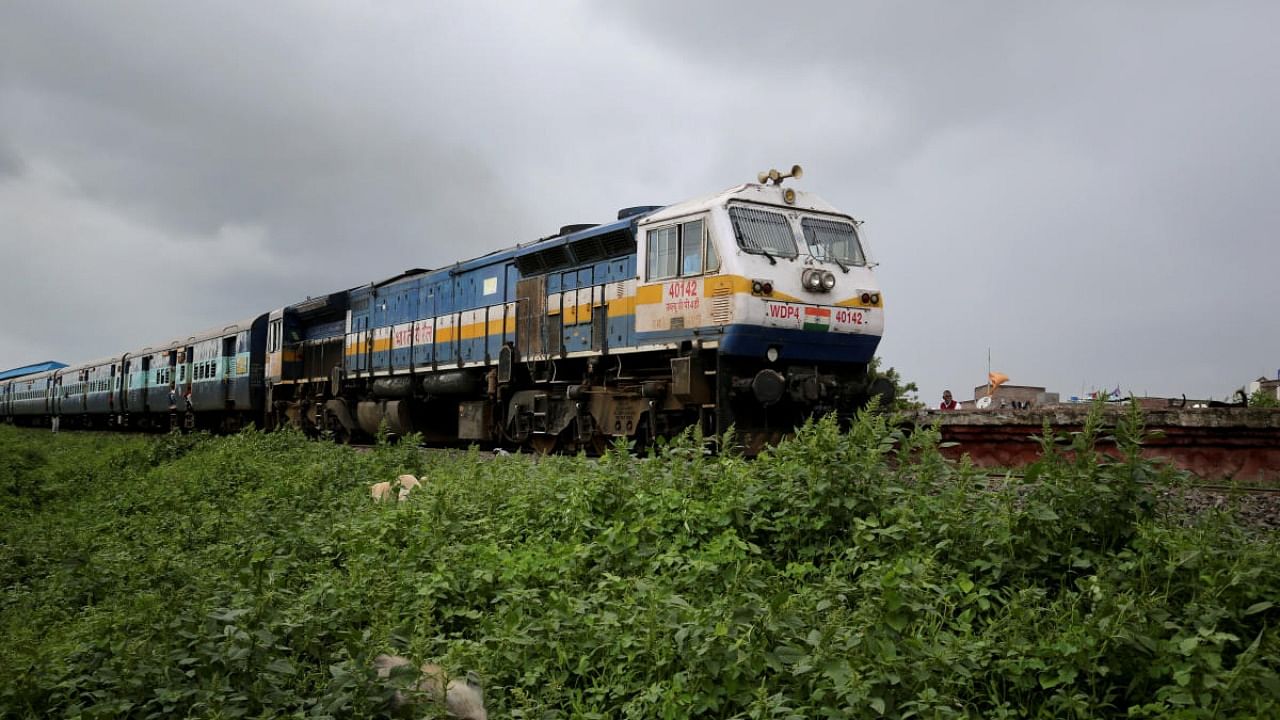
[0, 403, 1277, 718]
[1249, 386, 1279, 408]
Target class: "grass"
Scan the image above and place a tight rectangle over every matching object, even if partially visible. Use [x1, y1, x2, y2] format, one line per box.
[0, 402, 1277, 718]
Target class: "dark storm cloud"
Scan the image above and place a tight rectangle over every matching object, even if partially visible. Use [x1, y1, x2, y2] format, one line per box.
[0, 141, 23, 177]
[0, 2, 544, 366]
[0, 2, 529, 252]
[1, 1, 1277, 402]
[598, 1, 1280, 400]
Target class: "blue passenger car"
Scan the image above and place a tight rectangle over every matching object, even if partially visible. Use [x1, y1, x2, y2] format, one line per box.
[116, 315, 267, 430]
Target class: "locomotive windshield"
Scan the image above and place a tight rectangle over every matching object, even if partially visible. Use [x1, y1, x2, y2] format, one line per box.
[801, 217, 865, 267]
[728, 207, 798, 259]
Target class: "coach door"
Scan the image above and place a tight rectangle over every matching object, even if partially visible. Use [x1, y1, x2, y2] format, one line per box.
[516, 275, 547, 361]
[167, 350, 178, 409]
[180, 347, 193, 408]
[139, 357, 151, 412]
[221, 336, 237, 406]
[352, 313, 370, 373]
[52, 374, 62, 416]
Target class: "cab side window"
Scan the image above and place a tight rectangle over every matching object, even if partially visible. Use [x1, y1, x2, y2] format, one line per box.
[647, 226, 679, 280]
[680, 220, 704, 276]
[647, 217, 717, 281]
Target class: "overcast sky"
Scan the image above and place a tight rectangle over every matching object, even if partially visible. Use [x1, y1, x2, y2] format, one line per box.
[2, 1, 1277, 403]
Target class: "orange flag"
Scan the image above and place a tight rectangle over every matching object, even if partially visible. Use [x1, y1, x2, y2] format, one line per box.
[987, 372, 1009, 396]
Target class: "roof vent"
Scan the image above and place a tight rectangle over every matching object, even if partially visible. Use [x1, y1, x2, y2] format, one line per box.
[559, 223, 597, 236]
[617, 205, 663, 220]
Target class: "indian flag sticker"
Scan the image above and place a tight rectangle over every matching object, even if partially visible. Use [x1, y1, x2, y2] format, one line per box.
[803, 306, 831, 332]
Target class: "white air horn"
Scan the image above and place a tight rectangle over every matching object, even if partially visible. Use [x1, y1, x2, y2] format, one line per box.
[757, 164, 803, 186]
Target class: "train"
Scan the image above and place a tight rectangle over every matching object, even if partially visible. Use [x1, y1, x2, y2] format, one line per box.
[1, 167, 891, 452]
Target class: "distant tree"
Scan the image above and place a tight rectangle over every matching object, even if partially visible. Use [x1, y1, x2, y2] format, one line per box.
[868, 357, 923, 411]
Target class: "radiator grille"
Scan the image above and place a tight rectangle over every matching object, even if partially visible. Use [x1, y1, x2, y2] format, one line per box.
[711, 285, 733, 325]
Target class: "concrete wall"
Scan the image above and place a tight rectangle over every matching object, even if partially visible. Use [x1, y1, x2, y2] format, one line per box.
[916, 405, 1280, 482]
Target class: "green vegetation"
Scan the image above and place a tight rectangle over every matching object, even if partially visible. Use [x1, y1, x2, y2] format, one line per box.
[1, 405, 1277, 719]
[868, 356, 922, 411]
[1249, 386, 1279, 408]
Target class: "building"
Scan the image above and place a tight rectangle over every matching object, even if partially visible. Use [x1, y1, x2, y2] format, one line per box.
[963, 384, 1060, 410]
[1248, 376, 1280, 403]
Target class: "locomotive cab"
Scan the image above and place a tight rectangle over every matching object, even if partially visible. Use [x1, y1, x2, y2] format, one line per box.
[634, 176, 887, 444]
[265, 294, 349, 434]
[266, 308, 304, 384]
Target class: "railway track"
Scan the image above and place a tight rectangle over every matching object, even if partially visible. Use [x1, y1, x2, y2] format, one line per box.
[982, 471, 1280, 495]
[975, 472, 1280, 530]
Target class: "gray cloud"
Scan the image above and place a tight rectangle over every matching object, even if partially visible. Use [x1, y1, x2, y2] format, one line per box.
[600, 1, 1280, 400]
[0, 140, 23, 177]
[2, 1, 1277, 403]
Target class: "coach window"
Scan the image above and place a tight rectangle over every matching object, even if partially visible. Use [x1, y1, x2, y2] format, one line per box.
[647, 217, 715, 281]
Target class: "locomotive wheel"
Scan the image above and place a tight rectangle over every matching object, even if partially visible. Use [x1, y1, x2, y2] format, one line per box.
[324, 411, 351, 445]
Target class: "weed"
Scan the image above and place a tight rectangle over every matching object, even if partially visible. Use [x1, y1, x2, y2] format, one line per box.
[0, 408, 1276, 718]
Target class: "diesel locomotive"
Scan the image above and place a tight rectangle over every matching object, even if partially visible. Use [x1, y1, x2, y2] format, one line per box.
[2, 168, 890, 451]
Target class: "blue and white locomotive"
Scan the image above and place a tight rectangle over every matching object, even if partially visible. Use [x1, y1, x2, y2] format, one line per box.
[3, 168, 890, 450]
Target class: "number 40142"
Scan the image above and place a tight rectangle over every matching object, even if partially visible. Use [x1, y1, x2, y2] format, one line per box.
[834, 308, 864, 325]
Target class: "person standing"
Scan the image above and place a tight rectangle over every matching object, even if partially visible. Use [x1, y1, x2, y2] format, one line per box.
[939, 390, 959, 411]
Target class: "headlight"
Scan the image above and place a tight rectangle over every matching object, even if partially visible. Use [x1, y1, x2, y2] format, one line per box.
[802, 269, 830, 292]
[766, 346, 779, 362]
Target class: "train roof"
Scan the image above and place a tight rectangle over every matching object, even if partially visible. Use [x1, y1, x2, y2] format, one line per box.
[59, 355, 126, 373]
[347, 208, 666, 297]
[0, 362, 67, 381]
[286, 291, 349, 318]
[508, 215, 642, 276]
[342, 182, 850, 297]
[641, 183, 854, 226]
[129, 314, 267, 356]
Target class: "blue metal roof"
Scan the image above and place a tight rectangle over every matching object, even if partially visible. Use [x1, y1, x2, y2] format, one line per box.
[353, 213, 657, 299]
[0, 361, 67, 381]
